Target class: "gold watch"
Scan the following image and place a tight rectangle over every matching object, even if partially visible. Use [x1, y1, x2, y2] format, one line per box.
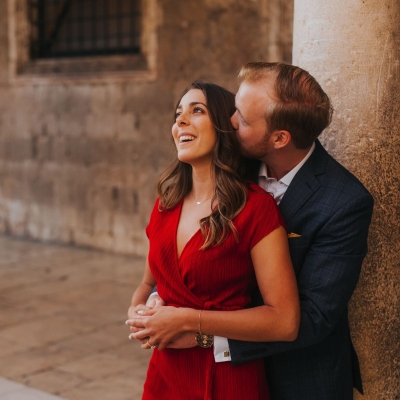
[196, 332, 214, 348]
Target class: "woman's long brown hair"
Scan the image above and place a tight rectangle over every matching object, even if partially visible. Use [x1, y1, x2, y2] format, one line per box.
[157, 81, 248, 249]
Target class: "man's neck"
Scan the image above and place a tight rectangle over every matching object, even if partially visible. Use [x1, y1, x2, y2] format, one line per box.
[262, 146, 312, 181]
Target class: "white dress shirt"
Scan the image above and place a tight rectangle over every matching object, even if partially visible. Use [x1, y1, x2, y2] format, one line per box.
[214, 143, 315, 362]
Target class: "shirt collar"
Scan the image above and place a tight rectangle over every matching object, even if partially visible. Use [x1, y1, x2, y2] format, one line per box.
[259, 142, 316, 186]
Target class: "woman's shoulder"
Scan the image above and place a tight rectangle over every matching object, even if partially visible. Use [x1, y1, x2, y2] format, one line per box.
[237, 183, 279, 221]
[246, 183, 275, 204]
[146, 197, 181, 236]
[151, 197, 182, 217]
[237, 183, 284, 246]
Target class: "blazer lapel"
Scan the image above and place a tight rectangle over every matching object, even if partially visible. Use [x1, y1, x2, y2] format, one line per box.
[278, 140, 327, 220]
[244, 140, 329, 221]
[278, 169, 320, 220]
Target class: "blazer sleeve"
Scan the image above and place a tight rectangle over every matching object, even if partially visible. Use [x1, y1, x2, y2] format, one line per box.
[229, 192, 374, 364]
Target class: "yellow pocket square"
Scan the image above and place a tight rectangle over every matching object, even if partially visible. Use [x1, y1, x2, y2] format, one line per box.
[288, 232, 302, 238]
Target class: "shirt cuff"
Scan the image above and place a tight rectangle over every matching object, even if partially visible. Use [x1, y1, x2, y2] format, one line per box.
[213, 336, 231, 362]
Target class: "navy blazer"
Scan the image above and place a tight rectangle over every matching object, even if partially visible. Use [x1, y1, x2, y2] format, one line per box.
[229, 140, 374, 400]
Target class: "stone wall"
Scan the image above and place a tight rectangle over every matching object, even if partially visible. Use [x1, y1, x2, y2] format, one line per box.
[0, 0, 293, 256]
[293, 1, 400, 398]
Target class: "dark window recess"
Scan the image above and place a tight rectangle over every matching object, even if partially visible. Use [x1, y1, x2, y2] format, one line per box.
[29, 0, 141, 59]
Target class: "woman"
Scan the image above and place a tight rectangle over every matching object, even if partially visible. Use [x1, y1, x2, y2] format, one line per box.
[127, 81, 299, 399]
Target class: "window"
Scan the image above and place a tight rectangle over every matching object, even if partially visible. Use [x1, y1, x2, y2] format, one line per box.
[9, 0, 157, 82]
[29, 0, 141, 59]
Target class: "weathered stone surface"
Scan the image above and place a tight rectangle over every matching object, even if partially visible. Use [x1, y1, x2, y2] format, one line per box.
[293, 1, 400, 398]
[0, 0, 293, 256]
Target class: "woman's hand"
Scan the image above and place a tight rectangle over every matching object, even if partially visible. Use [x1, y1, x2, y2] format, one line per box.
[126, 306, 197, 351]
[127, 304, 152, 347]
[127, 295, 168, 348]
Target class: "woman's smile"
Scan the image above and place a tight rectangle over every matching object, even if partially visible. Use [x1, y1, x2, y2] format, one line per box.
[178, 134, 197, 144]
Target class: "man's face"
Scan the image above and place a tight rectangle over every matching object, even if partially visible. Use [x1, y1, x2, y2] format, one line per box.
[231, 79, 277, 160]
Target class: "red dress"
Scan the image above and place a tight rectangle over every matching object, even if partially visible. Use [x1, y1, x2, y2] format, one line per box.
[142, 184, 284, 400]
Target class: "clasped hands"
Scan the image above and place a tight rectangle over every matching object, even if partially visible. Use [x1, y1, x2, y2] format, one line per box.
[126, 295, 197, 351]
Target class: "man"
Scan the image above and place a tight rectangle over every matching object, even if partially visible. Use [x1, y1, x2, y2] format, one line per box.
[130, 62, 374, 399]
[224, 62, 374, 399]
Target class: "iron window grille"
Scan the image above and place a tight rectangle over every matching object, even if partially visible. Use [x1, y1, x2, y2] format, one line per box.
[29, 0, 141, 59]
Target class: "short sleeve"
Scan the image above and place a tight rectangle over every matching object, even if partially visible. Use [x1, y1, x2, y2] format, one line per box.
[145, 198, 161, 239]
[245, 185, 285, 250]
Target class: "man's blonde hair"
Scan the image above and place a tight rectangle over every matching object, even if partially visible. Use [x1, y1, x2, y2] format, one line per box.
[238, 62, 333, 149]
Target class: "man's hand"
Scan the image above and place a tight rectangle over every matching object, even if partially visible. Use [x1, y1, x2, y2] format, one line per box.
[128, 330, 196, 350]
[166, 332, 197, 349]
[146, 293, 166, 309]
[127, 294, 165, 320]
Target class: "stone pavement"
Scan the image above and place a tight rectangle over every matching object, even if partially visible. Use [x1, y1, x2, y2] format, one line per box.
[0, 235, 151, 400]
[0, 377, 66, 399]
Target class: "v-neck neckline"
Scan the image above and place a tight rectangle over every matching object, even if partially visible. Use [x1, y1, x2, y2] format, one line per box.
[174, 201, 202, 262]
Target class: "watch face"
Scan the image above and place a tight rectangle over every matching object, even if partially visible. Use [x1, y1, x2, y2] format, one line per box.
[196, 333, 214, 348]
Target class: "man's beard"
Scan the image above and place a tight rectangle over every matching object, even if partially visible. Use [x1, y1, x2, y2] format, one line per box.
[239, 131, 271, 160]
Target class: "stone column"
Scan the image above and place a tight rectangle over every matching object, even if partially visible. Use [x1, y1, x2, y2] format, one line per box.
[292, 1, 400, 398]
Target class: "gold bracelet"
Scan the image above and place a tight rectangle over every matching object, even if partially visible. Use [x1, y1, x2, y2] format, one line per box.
[198, 310, 202, 332]
[195, 310, 214, 348]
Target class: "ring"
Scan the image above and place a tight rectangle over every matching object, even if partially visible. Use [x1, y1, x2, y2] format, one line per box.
[147, 340, 157, 349]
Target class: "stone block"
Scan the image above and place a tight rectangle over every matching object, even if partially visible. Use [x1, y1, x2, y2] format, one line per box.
[0, 0, 293, 261]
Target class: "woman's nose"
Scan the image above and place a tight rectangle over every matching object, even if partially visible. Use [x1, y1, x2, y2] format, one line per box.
[176, 112, 188, 126]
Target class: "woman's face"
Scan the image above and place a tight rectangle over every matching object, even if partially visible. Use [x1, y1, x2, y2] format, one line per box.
[172, 89, 217, 167]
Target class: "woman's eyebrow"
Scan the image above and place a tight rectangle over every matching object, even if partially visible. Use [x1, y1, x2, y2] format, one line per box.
[176, 101, 208, 111]
[189, 101, 208, 108]
[177, 102, 208, 109]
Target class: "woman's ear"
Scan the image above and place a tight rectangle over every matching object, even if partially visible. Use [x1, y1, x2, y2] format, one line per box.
[272, 130, 291, 149]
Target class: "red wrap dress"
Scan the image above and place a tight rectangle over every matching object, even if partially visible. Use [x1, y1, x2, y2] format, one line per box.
[142, 184, 284, 400]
